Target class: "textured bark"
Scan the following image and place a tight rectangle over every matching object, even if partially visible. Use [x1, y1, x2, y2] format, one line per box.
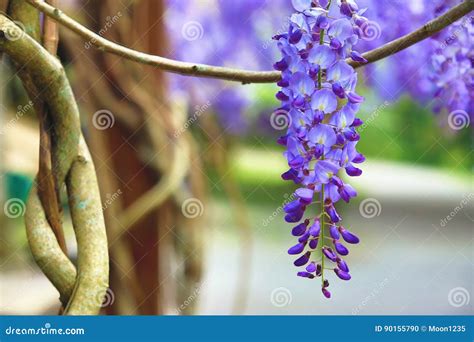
[0, 14, 109, 314]
[61, 0, 204, 315]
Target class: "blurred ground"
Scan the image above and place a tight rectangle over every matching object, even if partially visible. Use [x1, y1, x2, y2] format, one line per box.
[198, 152, 473, 315]
[2, 157, 471, 315]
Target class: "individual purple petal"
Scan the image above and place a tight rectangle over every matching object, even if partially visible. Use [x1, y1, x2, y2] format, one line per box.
[308, 124, 337, 149]
[295, 187, 314, 205]
[322, 247, 337, 261]
[289, 155, 305, 169]
[315, 14, 329, 29]
[330, 38, 342, 49]
[290, 72, 316, 96]
[325, 182, 341, 203]
[291, 222, 308, 236]
[337, 259, 350, 273]
[284, 199, 302, 213]
[330, 105, 355, 129]
[334, 241, 349, 255]
[289, 29, 303, 44]
[350, 51, 367, 63]
[309, 219, 321, 237]
[291, 0, 312, 12]
[327, 18, 353, 41]
[334, 268, 351, 280]
[274, 58, 288, 71]
[276, 91, 290, 101]
[298, 231, 311, 243]
[311, 88, 338, 113]
[345, 164, 362, 176]
[352, 153, 365, 163]
[339, 227, 360, 244]
[332, 82, 345, 98]
[347, 91, 364, 103]
[288, 242, 306, 255]
[329, 225, 340, 239]
[314, 160, 340, 184]
[327, 61, 354, 83]
[351, 118, 363, 127]
[339, 183, 357, 203]
[322, 288, 331, 298]
[285, 210, 304, 223]
[343, 128, 360, 141]
[294, 251, 311, 266]
[309, 238, 318, 249]
[306, 261, 317, 273]
[316, 263, 322, 276]
[297, 271, 315, 279]
[340, 2, 353, 16]
[308, 45, 337, 69]
[277, 134, 289, 146]
[277, 79, 289, 88]
[326, 205, 341, 223]
[281, 168, 299, 182]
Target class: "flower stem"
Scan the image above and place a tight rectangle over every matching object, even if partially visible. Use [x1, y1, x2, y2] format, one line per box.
[320, 184, 325, 286]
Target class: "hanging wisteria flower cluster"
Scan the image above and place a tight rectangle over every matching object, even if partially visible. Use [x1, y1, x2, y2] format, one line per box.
[428, 0, 473, 119]
[274, 0, 367, 298]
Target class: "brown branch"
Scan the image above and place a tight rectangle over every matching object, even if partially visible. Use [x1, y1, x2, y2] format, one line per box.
[0, 14, 109, 314]
[8, 0, 68, 255]
[43, 0, 59, 54]
[25, 0, 473, 83]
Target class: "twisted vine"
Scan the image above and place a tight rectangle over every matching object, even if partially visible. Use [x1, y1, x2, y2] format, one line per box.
[0, 14, 109, 314]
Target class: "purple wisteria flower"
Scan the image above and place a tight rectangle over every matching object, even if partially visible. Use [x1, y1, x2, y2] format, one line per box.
[275, 0, 366, 298]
